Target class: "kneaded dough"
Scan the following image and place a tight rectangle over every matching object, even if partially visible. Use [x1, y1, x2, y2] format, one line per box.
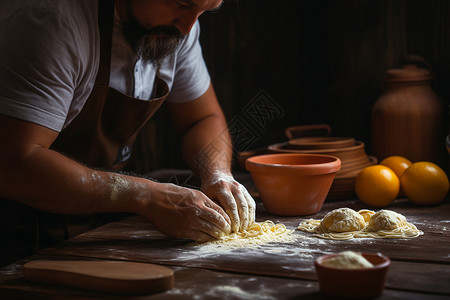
[320, 208, 366, 233]
[358, 209, 375, 223]
[297, 207, 423, 240]
[320, 251, 374, 269]
[365, 210, 408, 231]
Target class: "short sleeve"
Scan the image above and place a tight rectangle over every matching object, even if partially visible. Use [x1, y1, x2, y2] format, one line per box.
[0, 7, 80, 131]
[166, 21, 211, 103]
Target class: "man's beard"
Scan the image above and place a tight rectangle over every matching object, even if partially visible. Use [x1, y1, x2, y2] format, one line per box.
[122, 15, 183, 65]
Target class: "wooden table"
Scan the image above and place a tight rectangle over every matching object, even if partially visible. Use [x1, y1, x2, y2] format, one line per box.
[0, 171, 449, 299]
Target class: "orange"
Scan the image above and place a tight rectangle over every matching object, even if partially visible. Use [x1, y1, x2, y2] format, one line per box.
[400, 161, 449, 205]
[380, 156, 412, 178]
[355, 165, 400, 207]
[380, 155, 412, 196]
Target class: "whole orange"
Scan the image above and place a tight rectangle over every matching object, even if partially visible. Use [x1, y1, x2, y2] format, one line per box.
[355, 165, 400, 207]
[401, 162, 449, 205]
[380, 156, 412, 178]
[380, 155, 412, 197]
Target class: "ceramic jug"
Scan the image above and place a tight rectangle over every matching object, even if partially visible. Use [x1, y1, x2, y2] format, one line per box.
[371, 59, 445, 165]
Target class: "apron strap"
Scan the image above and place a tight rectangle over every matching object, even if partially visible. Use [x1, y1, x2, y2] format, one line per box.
[96, 0, 115, 86]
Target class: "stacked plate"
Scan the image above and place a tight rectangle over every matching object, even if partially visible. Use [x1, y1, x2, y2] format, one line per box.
[267, 136, 377, 200]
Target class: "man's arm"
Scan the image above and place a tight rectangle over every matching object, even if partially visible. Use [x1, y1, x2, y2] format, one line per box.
[167, 83, 256, 232]
[0, 114, 231, 241]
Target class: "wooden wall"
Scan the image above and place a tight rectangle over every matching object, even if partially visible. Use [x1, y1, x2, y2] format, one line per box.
[128, 0, 450, 174]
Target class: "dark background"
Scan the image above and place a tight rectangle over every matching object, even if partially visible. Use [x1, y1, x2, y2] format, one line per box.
[128, 0, 450, 174]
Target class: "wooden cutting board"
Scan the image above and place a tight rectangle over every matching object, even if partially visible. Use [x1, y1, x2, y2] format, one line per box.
[23, 260, 174, 294]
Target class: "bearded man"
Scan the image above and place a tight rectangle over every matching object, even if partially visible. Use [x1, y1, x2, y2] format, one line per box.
[0, 0, 255, 266]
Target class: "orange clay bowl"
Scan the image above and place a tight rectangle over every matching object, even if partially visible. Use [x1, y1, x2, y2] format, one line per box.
[315, 252, 391, 298]
[245, 153, 341, 216]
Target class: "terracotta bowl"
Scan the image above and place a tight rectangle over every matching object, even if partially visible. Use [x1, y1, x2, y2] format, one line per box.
[245, 153, 341, 216]
[315, 252, 391, 298]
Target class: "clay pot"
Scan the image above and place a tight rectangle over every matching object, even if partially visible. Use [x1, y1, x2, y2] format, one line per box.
[245, 154, 341, 216]
[287, 137, 356, 150]
[285, 124, 331, 139]
[372, 60, 445, 165]
[315, 253, 390, 298]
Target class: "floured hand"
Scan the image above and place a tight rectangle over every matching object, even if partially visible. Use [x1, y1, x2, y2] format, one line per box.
[201, 171, 256, 233]
[142, 182, 232, 242]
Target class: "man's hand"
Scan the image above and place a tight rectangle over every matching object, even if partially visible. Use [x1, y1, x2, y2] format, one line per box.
[200, 171, 256, 233]
[141, 182, 232, 242]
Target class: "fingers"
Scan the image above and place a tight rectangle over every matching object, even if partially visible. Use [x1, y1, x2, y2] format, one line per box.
[206, 179, 257, 233]
[214, 190, 241, 233]
[186, 202, 231, 242]
[159, 203, 231, 242]
[242, 187, 256, 225]
[231, 188, 250, 232]
[231, 184, 257, 232]
[202, 200, 232, 232]
[201, 203, 231, 235]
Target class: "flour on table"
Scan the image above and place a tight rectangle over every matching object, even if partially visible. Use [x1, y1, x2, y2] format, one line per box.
[206, 285, 277, 300]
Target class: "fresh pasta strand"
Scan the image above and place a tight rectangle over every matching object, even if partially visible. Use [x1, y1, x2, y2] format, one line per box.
[230, 220, 288, 239]
[199, 220, 294, 249]
[296, 219, 321, 233]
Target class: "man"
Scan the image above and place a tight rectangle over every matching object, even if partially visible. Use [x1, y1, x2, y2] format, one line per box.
[0, 0, 256, 266]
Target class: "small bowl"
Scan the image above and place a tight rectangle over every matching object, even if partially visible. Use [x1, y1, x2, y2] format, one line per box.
[315, 252, 391, 298]
[245, 153, 341, 216]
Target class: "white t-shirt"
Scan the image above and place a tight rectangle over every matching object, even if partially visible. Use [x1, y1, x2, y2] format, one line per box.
[0, 0, 211, 132]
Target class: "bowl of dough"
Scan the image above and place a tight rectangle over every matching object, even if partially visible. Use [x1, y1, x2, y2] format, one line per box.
[314, 251, 391, 298]
[245, 153, 341, 216]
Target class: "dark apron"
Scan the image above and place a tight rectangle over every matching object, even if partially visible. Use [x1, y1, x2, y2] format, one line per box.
[0, 0, 169, 266]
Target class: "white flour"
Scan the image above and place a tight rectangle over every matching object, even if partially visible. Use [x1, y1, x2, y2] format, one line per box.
[175, 231, 336, 262]
[190, 229, 298, 253]
[205, 285, 277, 300]
[174, 220, 298, 258]
[162, 224, 377, 276]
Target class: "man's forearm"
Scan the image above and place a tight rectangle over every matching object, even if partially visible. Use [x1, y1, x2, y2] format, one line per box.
[181, 113, 232, 181]
[0, 144, 234, 241]
[0, 146, 149, 215]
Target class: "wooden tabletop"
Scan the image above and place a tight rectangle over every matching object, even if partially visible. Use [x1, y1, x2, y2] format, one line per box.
[0, 171, 449, 299]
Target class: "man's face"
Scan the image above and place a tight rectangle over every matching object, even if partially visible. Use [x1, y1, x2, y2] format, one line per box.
[118, 0, 223, 65]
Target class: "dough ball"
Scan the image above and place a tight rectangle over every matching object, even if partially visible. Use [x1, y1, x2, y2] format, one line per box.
[358, 209, 375, 223]
[320, 208, 366, 233]
[320, 251, 374, 269]
[366, 210, 408, 231]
